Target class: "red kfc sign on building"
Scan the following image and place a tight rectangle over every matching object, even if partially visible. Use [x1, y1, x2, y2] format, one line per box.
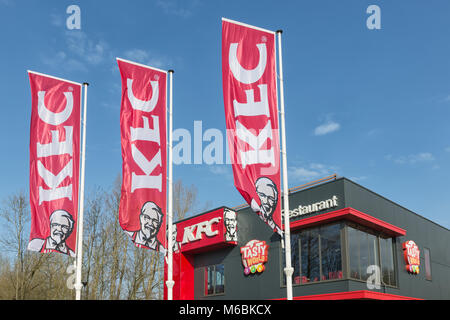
[175, 208, 237, 254]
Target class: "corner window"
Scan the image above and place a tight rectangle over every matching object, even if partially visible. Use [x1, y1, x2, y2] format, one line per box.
[348, 225, 396, 287]
[205, 264, 225, 296]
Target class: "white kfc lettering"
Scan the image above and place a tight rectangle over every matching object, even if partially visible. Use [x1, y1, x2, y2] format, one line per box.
[37, 126, 73, 157]
[228, 41, 274, 169]
[37, 159, 73, 204]
[37, 91, 73, 126]
[235, 120, 274, 168]
[127, 78, 162, 193]
[181, 218, 222, 244]
[130, 116, 160, 144]
[229, 43, 267, 84]
[127, 78, 159, 112]
[233, 84, 270, 117]
[131, 147, 162, 192]
[36, 90, 74, 204]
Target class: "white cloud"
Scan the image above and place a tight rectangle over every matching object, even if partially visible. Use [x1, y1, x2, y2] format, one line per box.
[156, 0, 200, 18]
[65, 31, 110, 65]
[349, 176, 367, 182]
[314, 120, 340, 136]
[209, 165, 230, 176]
[41, 31, 111, 72]
[386, 152, 435, 165]
[123, 49, 172, 69]
[50, 13, 63, 27]
[41, 51, 88, 72]
[442, 95, 450, 103]
[445, 147, 450, 153]
[289, 162, 338, 182]
[0, 0, 13, 6]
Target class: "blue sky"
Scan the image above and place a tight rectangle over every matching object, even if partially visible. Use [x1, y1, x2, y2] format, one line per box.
[0, 0, 449, 229]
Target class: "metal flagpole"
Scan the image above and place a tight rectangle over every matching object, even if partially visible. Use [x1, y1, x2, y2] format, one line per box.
[166, 70, 175, 300]
[75, 82, 89, 300]
[276, 30, 293, 300]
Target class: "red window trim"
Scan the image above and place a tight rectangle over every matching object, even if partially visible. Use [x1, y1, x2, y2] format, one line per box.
[284, 207, 406, 237]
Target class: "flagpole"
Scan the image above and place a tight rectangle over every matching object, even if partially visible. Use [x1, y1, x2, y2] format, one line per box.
[166, 70, 175, 300]
[276, 30, 293, 300]
[75, 82, 89, 300]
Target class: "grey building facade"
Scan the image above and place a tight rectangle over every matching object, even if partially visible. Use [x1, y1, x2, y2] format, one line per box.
[166, 177, 450, 300]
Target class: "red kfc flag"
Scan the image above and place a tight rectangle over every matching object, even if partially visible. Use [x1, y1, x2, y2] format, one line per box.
[222, 18, 282, 235]
[117, 58, 167, 253]
[28, 71, 81, 257]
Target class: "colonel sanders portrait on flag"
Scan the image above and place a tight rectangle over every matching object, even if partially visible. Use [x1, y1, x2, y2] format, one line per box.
[125, 201, 164, 252]
[251, 177, 281, 233]
[28, 209, 76, 257]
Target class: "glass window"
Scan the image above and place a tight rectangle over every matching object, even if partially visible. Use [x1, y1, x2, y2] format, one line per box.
[205, 264, 225, 295]
[424, 248, 432, 281]
[206, 266, 214, 295]
[379, 236, 395, 286]
[320, 224, 342, 280]
[348, 226, 361, 280]
[348, 225, 396, 287]
[282, 223, 342, 285]
[215, 264, 225, 293]
[291, 234, 301, 285]
[300, 228, 320, 283]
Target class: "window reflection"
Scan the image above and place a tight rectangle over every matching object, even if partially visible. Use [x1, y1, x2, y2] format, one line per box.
[300, 229, 320, 283]
[379, 236, 396, 286]
[283, 223, 343, 285]
[205, 264, 225, 295]
[348, 225, 396, 286]
[320, 224, 342, 281]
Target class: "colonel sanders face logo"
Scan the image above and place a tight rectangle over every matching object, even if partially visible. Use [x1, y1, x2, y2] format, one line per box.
[224, 209, 237, 242]
[255, 177, 278, 221]
[49, 209, 74, 245]
[28, 209, 76, 257]
[139, 201, 163, 241]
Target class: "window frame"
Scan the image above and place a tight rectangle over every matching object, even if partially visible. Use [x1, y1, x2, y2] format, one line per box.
[204, 264, 225, 296]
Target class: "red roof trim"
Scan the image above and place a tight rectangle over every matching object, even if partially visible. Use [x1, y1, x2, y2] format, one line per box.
[285, 207, 406, 237]
[291, 290, 421, 300]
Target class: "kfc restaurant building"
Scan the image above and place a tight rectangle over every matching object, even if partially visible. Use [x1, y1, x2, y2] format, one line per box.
[164, 176, 450, 300]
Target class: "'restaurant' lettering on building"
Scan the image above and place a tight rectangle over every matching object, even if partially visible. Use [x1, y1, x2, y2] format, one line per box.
[282, 195, 338, 219]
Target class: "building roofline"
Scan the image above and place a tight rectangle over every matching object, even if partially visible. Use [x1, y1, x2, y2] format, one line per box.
[341, 177, 450, 232]
[174, 176, 449, 232]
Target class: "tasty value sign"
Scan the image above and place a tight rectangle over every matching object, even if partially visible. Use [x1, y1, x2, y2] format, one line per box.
[240, 240, 269, 275]
[403, 240, 420, 274]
